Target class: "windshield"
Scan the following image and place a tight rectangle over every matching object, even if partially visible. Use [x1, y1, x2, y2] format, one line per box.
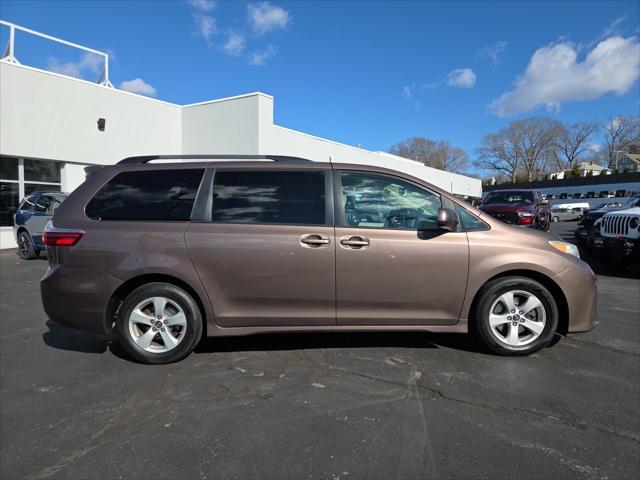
[483, 191, 534, 204]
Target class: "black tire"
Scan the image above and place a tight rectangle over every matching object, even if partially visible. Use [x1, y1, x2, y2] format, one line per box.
[116, 282, 203, 364]
[17, 231, 39, 260]
[472, 276, 559, 356]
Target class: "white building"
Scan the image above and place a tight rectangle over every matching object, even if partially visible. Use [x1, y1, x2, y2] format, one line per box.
[0, 21, 481, 248]
[547, 161, 613, 180]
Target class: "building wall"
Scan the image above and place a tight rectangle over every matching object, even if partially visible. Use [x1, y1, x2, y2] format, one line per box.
[0, 62, 181, 165]
[181, 94, 269, 154]
[61, 163, 89, 192]
[263, 125, 481, 197]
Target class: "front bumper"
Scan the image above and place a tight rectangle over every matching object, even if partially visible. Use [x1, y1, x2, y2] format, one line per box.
[592, 236, 637, 257]
[41, 265, 122, 335]
[554, 260, 597, 333]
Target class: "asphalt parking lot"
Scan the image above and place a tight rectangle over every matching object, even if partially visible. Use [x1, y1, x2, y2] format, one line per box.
[1, 222, 639, 480]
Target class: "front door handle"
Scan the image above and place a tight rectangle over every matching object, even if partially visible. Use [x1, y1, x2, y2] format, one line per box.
[300, 234, 330, 247]
[340, 235, 370, 249]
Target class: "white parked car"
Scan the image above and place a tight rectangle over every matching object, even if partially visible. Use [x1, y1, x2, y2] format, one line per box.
[593, 207, 640, 261]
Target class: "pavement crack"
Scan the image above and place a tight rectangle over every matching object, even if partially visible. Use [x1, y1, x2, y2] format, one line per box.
[305, 359, 640, 445]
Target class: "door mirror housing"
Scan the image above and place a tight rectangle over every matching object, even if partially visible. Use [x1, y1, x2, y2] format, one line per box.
[437, 208, 459, 232]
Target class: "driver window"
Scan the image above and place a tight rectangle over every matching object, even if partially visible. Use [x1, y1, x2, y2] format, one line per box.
[339, 172, 441, 230]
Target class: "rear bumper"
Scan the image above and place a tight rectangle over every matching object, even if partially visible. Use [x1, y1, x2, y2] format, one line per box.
[554, 260, 597, 333]
[41, 266, 121, 335]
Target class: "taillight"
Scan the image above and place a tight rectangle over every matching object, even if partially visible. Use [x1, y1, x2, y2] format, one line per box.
[43, 223, 85, 246]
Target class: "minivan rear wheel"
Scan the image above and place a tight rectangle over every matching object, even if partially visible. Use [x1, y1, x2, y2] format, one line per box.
[117, 283, 203, 364]
[473, 276, 558, 356]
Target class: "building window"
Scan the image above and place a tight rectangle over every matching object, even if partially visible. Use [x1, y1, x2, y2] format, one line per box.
[24, 159, 61, 183]
[0, 157, 63, 227]
[0, 183, 19, 227]
[0, 157, 19, 181]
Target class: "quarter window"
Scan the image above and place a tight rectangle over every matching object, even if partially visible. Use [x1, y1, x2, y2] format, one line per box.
[212, 171, 326, 225]
[339, 172, 441, 230]
[86, 169, 204, 221]
[454, 204, 489, 231]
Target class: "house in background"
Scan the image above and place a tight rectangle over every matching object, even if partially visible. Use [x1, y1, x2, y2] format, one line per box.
[547, 161, 612, 180]
[616, 153, 640, 173]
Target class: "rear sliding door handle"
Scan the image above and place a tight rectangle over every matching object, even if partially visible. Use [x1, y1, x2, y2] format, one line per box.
[300, 234, 331, 247]
[340, 235, 370, 249]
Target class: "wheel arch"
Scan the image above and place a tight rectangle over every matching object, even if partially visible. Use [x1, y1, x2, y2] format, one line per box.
[105, 274, 209, 338]
[468, 269, 569, 335]
[15, 226, 31, 240]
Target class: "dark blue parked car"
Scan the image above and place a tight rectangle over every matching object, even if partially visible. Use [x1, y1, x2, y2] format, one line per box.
[13, 192, 68, 259]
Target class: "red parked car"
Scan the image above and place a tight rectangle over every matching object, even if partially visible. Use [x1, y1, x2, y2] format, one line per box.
[479, 189, 550, 231]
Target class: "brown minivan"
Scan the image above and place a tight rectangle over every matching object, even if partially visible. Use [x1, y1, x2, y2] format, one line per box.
[41, 155, 596, 364]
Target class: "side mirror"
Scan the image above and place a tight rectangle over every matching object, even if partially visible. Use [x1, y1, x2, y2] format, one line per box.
[437, 208, 458, 232]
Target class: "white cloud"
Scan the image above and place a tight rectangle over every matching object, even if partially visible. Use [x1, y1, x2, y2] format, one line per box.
[490, 35, 640, 117]
[402, 84, 421, 110]
[478, 41, 507, 66]
[446, 68, 477, 88]
[248, 44, 278, 65]
[46, 52, 104, 79]
[224, 32, 246, 56]
[194, 13, 216, 41]
[599, 16, 626, 40]
[119, 78, 157, 97]
[187, 0, 216, 11]
[247, 2, 291, 35]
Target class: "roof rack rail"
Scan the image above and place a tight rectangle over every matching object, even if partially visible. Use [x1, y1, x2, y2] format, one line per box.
[117, 154, 312, 165]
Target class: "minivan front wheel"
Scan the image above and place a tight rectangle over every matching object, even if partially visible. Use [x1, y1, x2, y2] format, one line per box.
[473, 277, 558, 356]
[117, 283, 203, 364]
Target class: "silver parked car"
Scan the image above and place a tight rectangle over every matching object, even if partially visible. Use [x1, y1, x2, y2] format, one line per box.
[550, 207, 580, 222]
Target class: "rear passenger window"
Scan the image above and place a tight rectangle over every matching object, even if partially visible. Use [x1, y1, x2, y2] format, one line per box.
[34, 196, 52, 213]
[212, 171, 326, 225]
[86, 169, 204, 221]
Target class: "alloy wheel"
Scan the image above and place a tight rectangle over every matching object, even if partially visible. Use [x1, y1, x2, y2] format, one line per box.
[488, 290, 546, 347]
[128, 297, 187, 353]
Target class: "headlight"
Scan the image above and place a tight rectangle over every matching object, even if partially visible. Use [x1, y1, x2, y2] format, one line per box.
[549, 241, 580, 258]
[631, 217, 639, 229]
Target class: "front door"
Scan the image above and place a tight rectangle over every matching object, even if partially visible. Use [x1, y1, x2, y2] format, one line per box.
[335, 170, 469, 326]
[185, 168, 335, 328]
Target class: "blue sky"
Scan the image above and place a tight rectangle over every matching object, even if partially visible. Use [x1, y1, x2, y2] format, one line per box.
[1, 0, 639, 169]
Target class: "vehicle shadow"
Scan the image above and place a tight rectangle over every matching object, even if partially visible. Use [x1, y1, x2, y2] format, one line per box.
[42, 319, 488, 359]
[195, 331, 485, 355]
[42, 320, 110, 354]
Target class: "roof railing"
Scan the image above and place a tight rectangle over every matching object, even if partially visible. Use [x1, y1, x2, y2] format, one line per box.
[117, 155, 312, 165]
[0, 19, 112, 87]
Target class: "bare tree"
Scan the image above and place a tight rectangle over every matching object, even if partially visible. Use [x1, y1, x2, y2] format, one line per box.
[474, 127, 521, 183]
[475, 117, 562, 182]
[389, 137, 468, 173]
[436, 141, 468, 173]
[604, 117, 640, 169]
[514, 117, 563, 181]
[554, 122, 599, 170]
